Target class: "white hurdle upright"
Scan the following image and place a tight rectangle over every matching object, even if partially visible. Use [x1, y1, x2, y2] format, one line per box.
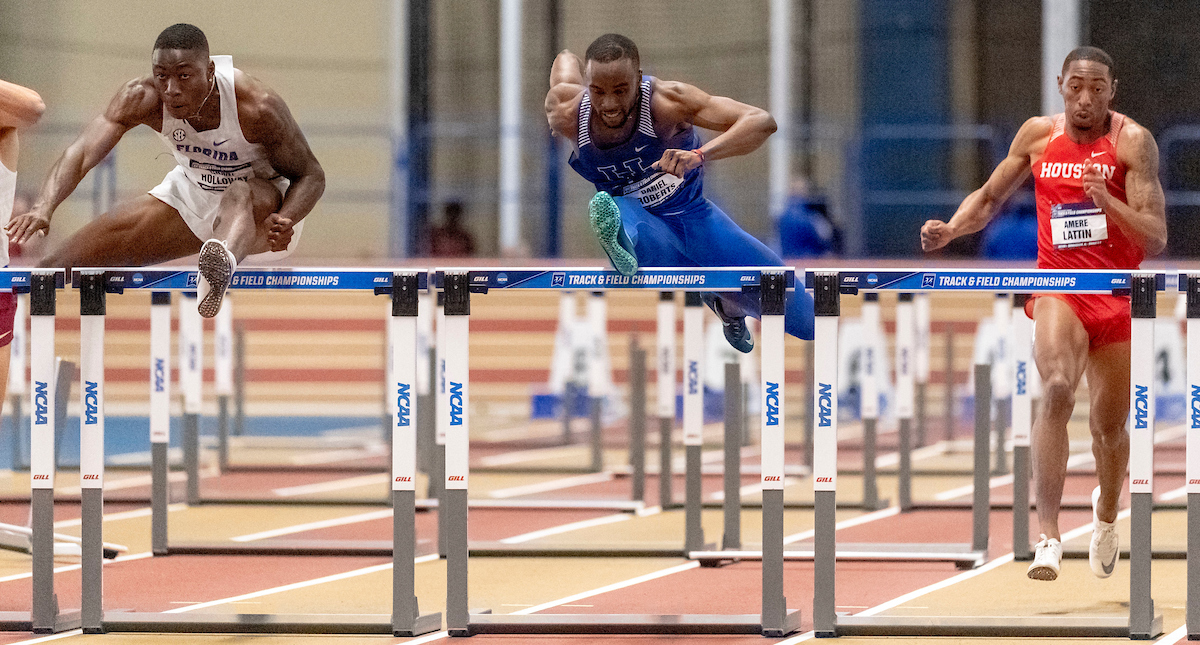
[436, 267, 801, 638]
[71, 267, 438, 636]
[656, 291, 677, 507]
[1185, 273, 1200, 640]
[213, 294, 234, 471]
[809, 268, 1164, 639]
[1010, 293, 1033, 562]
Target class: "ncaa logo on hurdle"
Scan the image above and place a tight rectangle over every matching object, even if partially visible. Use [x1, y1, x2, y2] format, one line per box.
[552, 272, 566, 287]
[922, 273, 936, 288]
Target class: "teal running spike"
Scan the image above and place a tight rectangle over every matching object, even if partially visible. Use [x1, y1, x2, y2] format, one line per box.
[589, 192, 639, 277]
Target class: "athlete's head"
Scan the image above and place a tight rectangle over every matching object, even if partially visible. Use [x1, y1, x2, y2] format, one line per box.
[151, 23, 215, 120]
[1058, 46, 1116, 132]
[584, 34, 641, 129]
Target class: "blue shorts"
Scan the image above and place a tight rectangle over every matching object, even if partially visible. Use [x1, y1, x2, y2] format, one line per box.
[611, 196, 814, 340]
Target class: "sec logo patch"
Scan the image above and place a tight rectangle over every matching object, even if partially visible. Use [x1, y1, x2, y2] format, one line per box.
[172, 129, 186, 142]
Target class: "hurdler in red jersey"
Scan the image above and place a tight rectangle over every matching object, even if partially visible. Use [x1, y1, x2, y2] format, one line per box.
[1025, 110, 1139, 349]
[919, 46, 1167, 583]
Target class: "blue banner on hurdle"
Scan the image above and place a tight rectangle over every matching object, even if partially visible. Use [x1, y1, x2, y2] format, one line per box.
[0, 269, 64, 291]
[433, 267, 794, 291]
[805, 269, 1165, 294]
[70, 268, 429, 292]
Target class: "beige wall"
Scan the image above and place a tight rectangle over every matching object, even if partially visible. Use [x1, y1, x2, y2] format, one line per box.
[0, 0, 861, 262]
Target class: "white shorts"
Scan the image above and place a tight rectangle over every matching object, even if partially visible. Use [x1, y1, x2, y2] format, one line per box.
[148, 166, 303, 264]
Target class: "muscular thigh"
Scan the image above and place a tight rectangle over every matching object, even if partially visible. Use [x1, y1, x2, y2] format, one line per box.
[42, 194, 202, 268]
[1086, 341, 1131, 431]
[681, 202, 784, 268]
[1031, 296, 1090, 390]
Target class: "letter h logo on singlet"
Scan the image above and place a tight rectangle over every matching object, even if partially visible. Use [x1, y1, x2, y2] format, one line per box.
[596, 157, 651, 183]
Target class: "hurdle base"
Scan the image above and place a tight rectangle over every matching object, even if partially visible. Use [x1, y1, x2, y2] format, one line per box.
[835, 613, 1163, 639]
[191, 497, 390, 507]
[163, 540, 402, 557]
[468, 542, 689, 558]
[417, 498, 645, 512]
[101, 612, 398, 634]
[690, 542, 985, 567]
[0, 610, 82, 634]
[465, 611, 801, 636]
[394, 611, 442, 638]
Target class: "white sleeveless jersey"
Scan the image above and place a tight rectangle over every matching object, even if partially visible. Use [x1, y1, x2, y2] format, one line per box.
[156, 56, 278, 192]
[0, 160, 14, 267]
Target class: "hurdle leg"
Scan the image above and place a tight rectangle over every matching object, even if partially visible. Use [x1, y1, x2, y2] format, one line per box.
[682, 293, 707, 551]
[944, 325, 955, 443]
[860, 292, 882, 510]
[179, 293, 203, 506]
[722, 362, 741, 550]
[971, 364, 991, 560]
[1128, 274, 1162, 639]
[589, 395, 603, 472]
[29, 272, 63, 633]
[1011, 294, 1033, 560]
[79, 273, 106, 633]
[388, 273, 440, 637]
[233, 323, 245, 437]
[561, 382, 573, 444]
[809, 273, 838, 637]
[1187, 275, 1200, 640]
[659, 417, 673, 507]
[442, 273, 475, 636]
[629, 342, 646, 503]
[895, 294, 915, 512]
[992, 396, 1010, 475]
[149, 293, 172, 555]
[217, 396, 229, 471]
[8, 396, 22, 470]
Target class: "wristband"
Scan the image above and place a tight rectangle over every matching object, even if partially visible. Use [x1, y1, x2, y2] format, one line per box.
[692, 148, 705, 164]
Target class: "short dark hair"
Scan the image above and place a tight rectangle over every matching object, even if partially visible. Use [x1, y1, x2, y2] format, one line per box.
[1062, 46, 1115, 79]
[154, 23, 209, 54]
[585, 33, 639, 69]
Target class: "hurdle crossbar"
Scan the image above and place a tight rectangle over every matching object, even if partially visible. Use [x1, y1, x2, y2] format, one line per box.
[435, 267, 800, 638]
[805, 268, 1164, 639]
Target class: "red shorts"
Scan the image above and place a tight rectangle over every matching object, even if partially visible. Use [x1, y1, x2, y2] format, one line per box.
[1024, 293, 1131, 351]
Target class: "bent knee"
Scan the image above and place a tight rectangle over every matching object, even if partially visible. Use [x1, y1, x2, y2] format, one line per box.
[1040, 375, 1076, 409]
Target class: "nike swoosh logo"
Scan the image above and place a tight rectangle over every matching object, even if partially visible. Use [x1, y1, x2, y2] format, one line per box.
[1102, 549, 1116, 574]
[634, 145, 648, 152]
[213, 139, 230, 147]
[1091, 151, 1106, 158]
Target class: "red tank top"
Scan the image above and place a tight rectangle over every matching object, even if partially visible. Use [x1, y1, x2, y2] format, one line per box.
[1032, 111, 1142, 270]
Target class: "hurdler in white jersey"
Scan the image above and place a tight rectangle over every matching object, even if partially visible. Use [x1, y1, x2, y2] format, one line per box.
[10, 23, 324, 318]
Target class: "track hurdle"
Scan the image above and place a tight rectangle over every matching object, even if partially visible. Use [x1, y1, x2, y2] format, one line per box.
[436, 267, 801, 637]
[69, 268, 439, 635]
[809, 268, 1163, 639]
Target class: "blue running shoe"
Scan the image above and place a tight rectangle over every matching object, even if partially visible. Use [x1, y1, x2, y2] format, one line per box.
[589, 192, 638, 277]
[703, 293, 754, 353]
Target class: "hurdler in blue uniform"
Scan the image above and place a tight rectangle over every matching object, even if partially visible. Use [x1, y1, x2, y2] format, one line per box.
[545, 33, 814, 350]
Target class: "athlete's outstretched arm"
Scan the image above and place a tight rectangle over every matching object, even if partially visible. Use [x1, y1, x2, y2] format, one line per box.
[0, 79, 45, 130]
[545, 50, 584, 140]
[1084, 122, 1167, 255]
[921, 116, 1049, 252]
[651, 81, 776, 178]
[243, 81, 324, 252]
[8, 79, 154, 245]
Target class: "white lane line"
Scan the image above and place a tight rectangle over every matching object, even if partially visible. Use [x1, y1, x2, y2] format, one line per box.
[488, 472, 615, 499]
[499, 513, 631, 544]
[933, 473, 1014, 501]
[231, 509, 394, 542]
[4, 630, 84, 644]
[0, 551, 153, 584]
[512, 561, 701, 615]
[874, 442, 950, 469]
[782, 506, 900, 545]
[164, 554, 439, 614]
[271, 473, 389, 497]
[1155, 624, 1188, 644]
[52, 503, 188, 529]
